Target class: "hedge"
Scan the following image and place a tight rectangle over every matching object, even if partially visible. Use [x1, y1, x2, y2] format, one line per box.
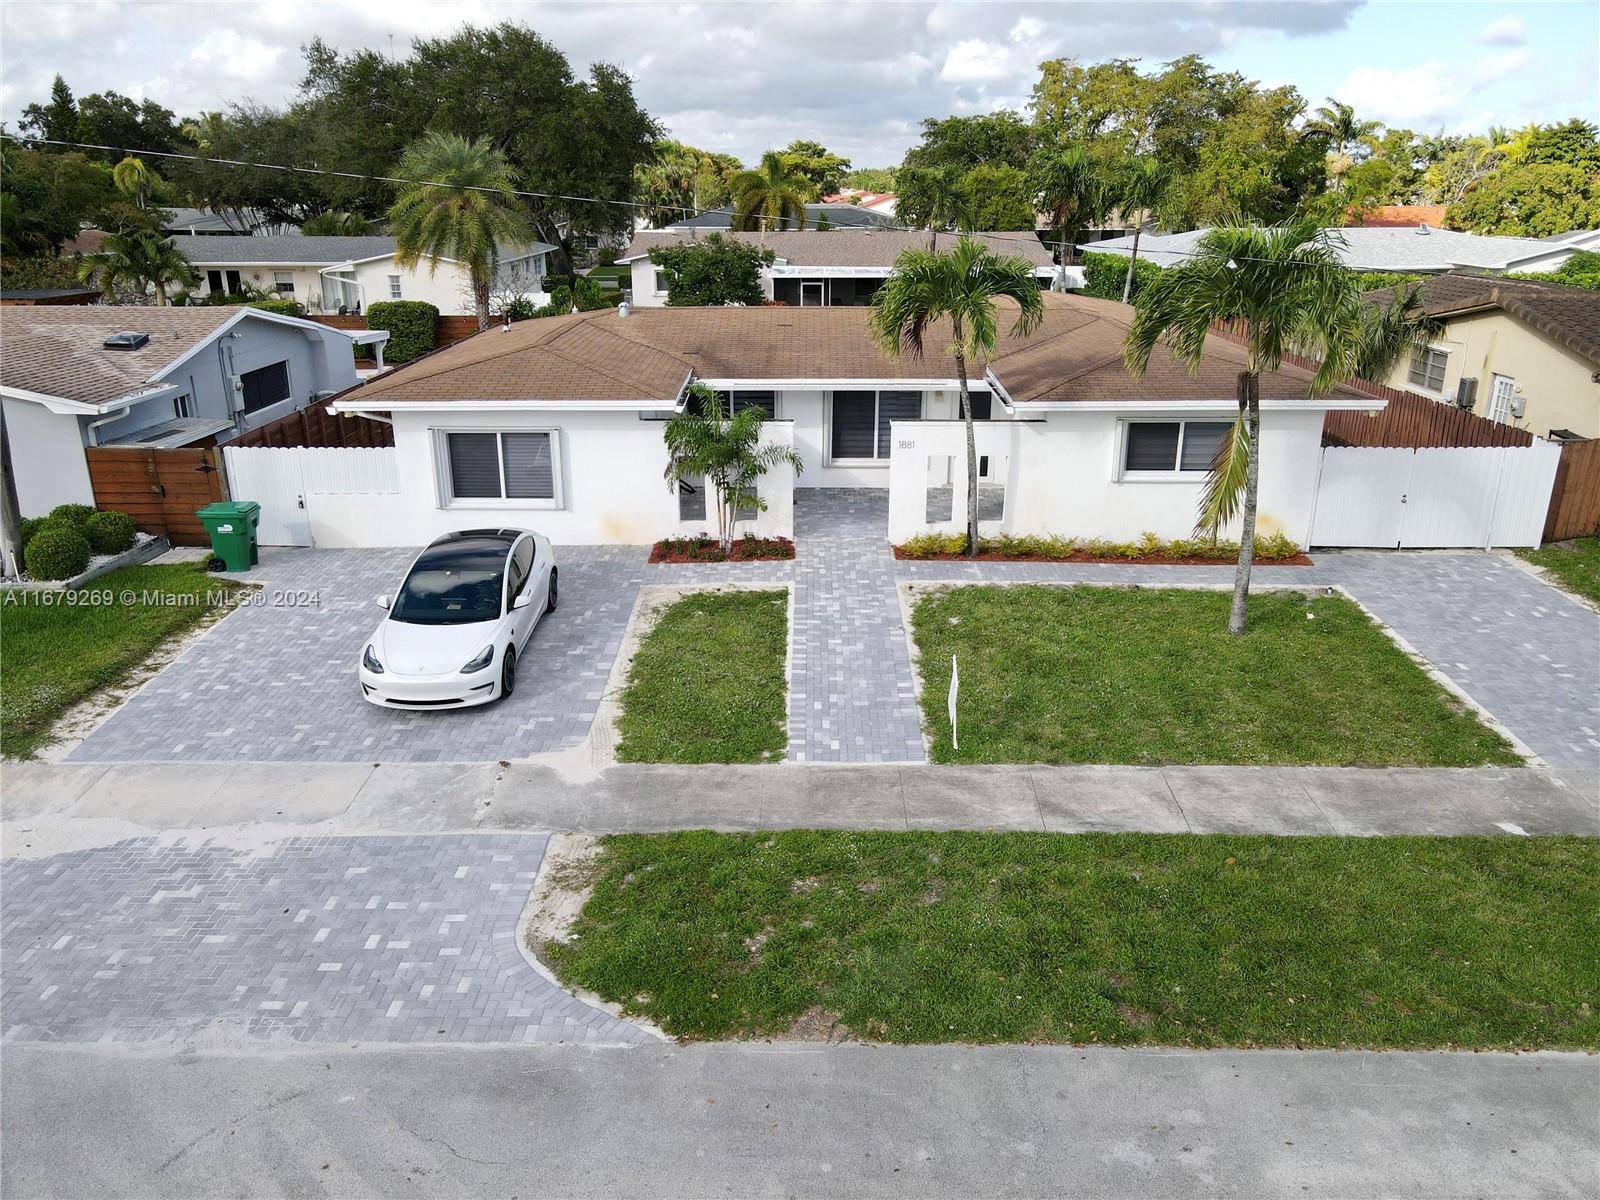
[246, 296, 306, 317]
[25, 525, 91, 581]
[46, 503, 95, 528]
[1081, 251, 1161, 302]
[83, 510, 137, 555]
[366, 300, 440, 361]
[1354, 271, 1428, 293]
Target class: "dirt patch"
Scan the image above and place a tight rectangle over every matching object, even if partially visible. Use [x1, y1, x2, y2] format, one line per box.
[1115, 1002, 1156, 1030]
[521, 834, 605, 959]
[919, 879, 945, 905]
[893, 547, 1313, 567]
[789, 876, 820, 895]
[784, 1005, 853, 1043]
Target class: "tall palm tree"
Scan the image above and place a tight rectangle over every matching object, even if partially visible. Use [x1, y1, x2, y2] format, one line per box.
[112, 156, 155, 209]
[76, 231, 196, 304]
[389, 131, 532, 331]
[1124, 218, 1424, 634]
[1304, 99, 1384, 190]
[1027, 143, 1106, 265]
[729, 151, 809, 233]
[896, 165, 967, 251]
[871, 236, 1045, 556]
[1115, 157, 1174, 303]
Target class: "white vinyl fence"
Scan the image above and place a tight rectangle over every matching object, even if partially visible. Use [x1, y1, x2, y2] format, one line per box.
[223, 446, 400, 546]
[1308, 441, 1561, 549]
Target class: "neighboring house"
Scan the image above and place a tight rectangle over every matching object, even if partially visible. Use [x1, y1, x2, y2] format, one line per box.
[0, 288, 102, 306]
[0, 306, 385, 516]
[615, 229, 1056, 307]
[175, 236, 557, 316]
[1089, 225, 1600, 274]
[664, 203, 896, 232]
[1346, 205, 1447, 228]
[162, 206, 277, 236]
[1363, 274, 1600, 440]
[323, 291, 1372, 547]
[822, 190, 898, 216]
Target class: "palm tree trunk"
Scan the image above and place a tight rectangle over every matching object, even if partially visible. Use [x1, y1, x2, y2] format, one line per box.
[1227, 370, 1261, 636]
[1121, 225, 1143, 304]
[472, 272, 491, 332]
[954, 343, 979, 558]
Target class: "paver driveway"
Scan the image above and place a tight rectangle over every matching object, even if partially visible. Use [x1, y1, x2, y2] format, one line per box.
[1, 834, 650, 1045]
[64, 492, 1600, 767]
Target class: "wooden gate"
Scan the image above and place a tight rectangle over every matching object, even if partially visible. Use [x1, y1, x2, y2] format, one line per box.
[84, 447, 227, 545]
[1544, 439, 1600, 541]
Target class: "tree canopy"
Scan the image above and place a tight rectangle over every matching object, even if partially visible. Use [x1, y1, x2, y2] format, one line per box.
[647, 234, 775, 306]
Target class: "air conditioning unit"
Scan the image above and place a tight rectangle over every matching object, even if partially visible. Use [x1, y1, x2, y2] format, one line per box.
[1454, 377, 1478, 410]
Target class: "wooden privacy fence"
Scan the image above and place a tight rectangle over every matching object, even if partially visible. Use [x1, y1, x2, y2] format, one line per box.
[1544, 439, 1600, 541]
[1321, 389, 1534, 449]
[228, 403, 394, 449]
[85, 446, 227, 545]
[308, 313, 481, 351]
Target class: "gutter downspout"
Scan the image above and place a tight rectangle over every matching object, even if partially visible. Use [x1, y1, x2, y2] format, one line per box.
[85, 404, 135, 447]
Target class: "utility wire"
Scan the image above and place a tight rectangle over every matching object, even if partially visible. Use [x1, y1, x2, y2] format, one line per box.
[3, 133, 1355, 269]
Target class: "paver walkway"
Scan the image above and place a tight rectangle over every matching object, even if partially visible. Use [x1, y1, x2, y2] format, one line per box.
[0, 834, 651, 1046]
[62, 491, 1599, 767]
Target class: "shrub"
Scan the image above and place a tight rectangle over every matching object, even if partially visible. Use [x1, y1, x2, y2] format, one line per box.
[18, 516, 49, 546]
[1354, 271, 1428, 293]
[46, 503, 95, 528]
[366, 300, 439, 361]
[82, 510, 137, 555]
[246, 296, 306, 317]
[899, 531, 967, 557]
[24, 525, 91, 581]
[896, 530, 1305, 562]
[1081, 251, 1161, 302]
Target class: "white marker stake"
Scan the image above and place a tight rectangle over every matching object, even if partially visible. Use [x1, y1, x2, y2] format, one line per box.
[948, 654, 959, 751]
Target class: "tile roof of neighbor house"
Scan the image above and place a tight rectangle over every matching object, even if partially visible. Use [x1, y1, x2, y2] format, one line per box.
[616, 229, 1054, 269]
[176, 236, 558, 265]
[1088, 226, 1579, 272]
[1346, 205, 1448, 228]
[343, 291, 1366, 407]
[0, 305, 240, 407]
[1364, 273, 1600, 368]
[667, 203, 896, 231]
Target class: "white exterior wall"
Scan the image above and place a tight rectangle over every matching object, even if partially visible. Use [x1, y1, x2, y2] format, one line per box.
[195, 255, 545, 317]
[3, 397, 95, 516]
[310, 409, 795, 548]
[887, 407, 1328, 545]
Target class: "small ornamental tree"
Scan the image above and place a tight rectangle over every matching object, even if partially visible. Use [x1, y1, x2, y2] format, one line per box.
[648, 235, 775, 306]
[663, 384, 803, 551]
[366, 300, 439, 361]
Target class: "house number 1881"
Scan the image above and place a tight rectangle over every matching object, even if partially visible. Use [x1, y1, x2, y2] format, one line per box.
[897, 439, 916, 449]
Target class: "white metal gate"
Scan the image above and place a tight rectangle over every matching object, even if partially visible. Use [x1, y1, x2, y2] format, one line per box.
[1309, 442, 1561, 549]
[222, 447, 399, 546]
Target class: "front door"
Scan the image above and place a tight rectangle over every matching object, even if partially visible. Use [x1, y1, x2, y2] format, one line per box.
[800, 280, 825, 307]
[1488, 374, 1517, 425]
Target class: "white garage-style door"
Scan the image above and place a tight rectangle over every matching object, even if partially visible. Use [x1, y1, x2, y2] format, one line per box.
[1309, 442, 1562, 549]
[222, 446, 399, 546]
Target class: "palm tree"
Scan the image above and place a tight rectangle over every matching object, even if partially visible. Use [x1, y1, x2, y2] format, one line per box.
[897, 165, 967, 251]
[76, 231, 196, 304]
[112, 156, 154, 209]
[729, 151, 810, 233]
[1115, 157, 1174, 303]
[389, 132, 532, 331]
[1124, 218, 1424, 634]
[1028, 143, 1107, 265]
[663, 385, 804, 552]
[871, 236, 1045, 556]
[1304, 100, 1384, 190]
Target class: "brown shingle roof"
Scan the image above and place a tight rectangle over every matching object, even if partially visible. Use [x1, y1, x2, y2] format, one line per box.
[617, 228, 1054, 269]
[0, 306, 238, 407]
[348, 292, 1365, 407]
[1364, 273, 1600, 368]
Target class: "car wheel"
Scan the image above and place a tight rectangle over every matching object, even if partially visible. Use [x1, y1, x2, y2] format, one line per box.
[545, 568, 559, 614]
[500, 646, 517, 700]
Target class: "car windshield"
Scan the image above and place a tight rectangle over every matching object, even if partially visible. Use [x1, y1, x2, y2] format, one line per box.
[389, 544, 507, 625]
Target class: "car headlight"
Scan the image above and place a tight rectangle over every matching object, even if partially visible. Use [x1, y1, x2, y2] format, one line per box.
[363, 644, 384, 674]
[460, 644, 496, 674]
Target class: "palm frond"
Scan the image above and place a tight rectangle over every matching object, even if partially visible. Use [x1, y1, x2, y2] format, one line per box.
[1195, 412, 1252, 539]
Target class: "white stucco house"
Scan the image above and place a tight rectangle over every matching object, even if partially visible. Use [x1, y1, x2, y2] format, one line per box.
[315, 292, 1377, 549]
[176, 236, 557, 317]
[1088, 225, 1600, 275]
[615, 229, 1057, 308]
[0, 305, 384, 515]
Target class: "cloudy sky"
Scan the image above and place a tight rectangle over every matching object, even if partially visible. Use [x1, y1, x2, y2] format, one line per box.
[2, 1, 1595, 167]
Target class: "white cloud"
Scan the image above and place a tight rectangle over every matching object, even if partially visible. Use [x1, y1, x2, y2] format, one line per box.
[938, 38, 1018, 83]
[1335, 48, 1536, 129]
[1477, 14, 1525, 45]
[1009, 16, 1043, 42]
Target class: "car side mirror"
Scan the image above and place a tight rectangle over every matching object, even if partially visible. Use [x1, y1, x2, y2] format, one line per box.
[512, 592, 532, 610]
[375, 594, 391, 609]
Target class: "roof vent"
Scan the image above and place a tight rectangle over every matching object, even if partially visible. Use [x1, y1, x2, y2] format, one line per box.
[103, 331, 150, 350]
[1414, 223, 1431, 235]
[618, 301, 631, 318]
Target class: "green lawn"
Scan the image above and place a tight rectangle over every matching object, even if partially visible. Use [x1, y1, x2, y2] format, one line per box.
[1, 562, 248, 759]
[615, 589, 788, 763]
[546, 831, 1600, 1048]
[1518, 537, 1600, 605]
[911, 586, 1519, 766]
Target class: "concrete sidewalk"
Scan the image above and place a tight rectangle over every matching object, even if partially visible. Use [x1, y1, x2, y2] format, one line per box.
[5, 760, 1595, 845]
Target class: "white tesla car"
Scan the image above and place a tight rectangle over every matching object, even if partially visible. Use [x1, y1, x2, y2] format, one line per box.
[358, 529, 557, 709]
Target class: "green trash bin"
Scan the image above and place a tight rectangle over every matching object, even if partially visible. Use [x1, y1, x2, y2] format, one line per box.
[196, 500, 261, 571]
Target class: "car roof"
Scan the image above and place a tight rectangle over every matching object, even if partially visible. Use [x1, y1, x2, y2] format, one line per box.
[412, 534, 517, 571]
[431, 529, 524, 546]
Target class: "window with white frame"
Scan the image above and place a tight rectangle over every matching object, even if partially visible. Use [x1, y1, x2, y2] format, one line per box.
[1407, 344, 1448, 392]
[388, 275, 403, 299]
[272, 271, 295, 296]
[829, 390, 922, 463]
[441, 431, 560, 504]
[1121, 420, 1232, 475]
[653, 269, 671, 296]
